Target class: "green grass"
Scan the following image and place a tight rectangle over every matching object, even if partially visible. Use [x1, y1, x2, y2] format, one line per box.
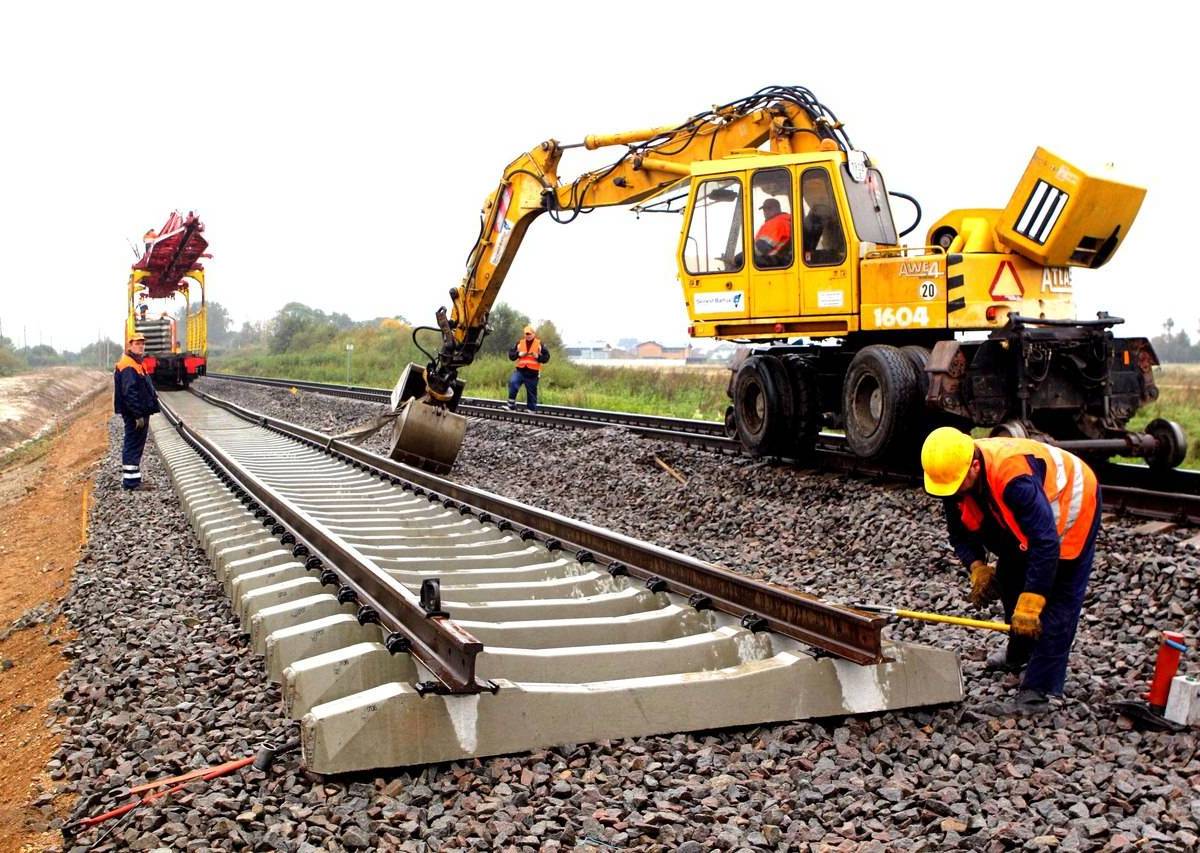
[217, 331, 1200, 467]
[215, 327, 729, 421]
[1123, 364, 1200, 469]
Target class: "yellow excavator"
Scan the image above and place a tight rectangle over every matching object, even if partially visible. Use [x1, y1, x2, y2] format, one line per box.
[391, 85, 1184, 473]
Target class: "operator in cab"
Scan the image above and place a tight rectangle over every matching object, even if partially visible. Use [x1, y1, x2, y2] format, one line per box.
[507, 324, 550, 411]
[753, 198, 792, 267]
[921, 427, 1101, 716]
[114, 332, 161, 491]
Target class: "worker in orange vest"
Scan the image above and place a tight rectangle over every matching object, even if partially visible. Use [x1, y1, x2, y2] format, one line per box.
[506, 324, 551, 411]
[753, 198, 793, 267]
[922, 427, 1101, 715]
[114, 333, 161, 490]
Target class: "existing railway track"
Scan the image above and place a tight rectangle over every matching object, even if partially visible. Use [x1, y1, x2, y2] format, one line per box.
[152, 387, 962, 773]
[205, 372, 1200, 526]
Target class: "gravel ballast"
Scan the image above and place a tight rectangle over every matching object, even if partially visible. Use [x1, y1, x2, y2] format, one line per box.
[46, 379, 1199, 852]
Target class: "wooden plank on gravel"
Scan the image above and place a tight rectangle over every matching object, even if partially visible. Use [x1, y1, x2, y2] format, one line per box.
[1131, 520, 1177, 536]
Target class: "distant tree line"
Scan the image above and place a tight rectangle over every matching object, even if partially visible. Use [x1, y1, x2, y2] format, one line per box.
[0, 333, 126, 376]
[0, 300, 564, 378]
[1152, 318, 1200, 363]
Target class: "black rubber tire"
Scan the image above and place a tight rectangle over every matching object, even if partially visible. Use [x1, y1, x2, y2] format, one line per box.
[900, 345, 931, 401]
[842, 344, 920, 460]
[781, 354, 820, 458]
[733, 355, 787, 456]
[723, 405, 737, 437]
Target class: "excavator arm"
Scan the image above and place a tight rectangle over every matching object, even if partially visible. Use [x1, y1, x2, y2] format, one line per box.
[422, 86, 861, 399]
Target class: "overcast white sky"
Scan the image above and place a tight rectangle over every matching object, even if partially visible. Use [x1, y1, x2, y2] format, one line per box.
[1, 1, 1195, 352]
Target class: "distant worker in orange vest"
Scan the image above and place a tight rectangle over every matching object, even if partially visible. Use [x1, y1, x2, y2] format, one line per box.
[922, 427, 1101, 716]
[114, 333, 161, 491]
[753, 198, 793, 267]
[507, 324, 551, 411]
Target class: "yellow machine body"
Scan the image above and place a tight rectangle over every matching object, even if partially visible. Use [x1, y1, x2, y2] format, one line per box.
[677, 148, 1125, 342]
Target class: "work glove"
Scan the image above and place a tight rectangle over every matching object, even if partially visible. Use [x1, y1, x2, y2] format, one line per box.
[967, 561, 998, 608]
[1011, 592, 1047, 639]
[134, 417, 147, 430]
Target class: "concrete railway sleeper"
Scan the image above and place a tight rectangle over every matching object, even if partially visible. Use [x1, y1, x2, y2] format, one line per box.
[151, 390, 963, 773]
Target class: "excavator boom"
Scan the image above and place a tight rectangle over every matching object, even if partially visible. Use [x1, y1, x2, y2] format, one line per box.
[395, 87, 865, 472]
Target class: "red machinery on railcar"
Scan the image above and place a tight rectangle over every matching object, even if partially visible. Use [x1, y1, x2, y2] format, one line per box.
[126, 212, 210, 387]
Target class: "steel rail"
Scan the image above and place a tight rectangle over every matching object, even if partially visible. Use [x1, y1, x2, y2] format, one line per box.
[189, 387, 888, 665]
[158, 396, 491, 694]
[203, 372, 1200, 524]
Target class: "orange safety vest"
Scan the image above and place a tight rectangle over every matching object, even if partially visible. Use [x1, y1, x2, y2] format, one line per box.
[957, 437, 1098, 560]
[515, 337, 543, 372]
[114, 353, 147, 376]
[755, 212, 792, 252]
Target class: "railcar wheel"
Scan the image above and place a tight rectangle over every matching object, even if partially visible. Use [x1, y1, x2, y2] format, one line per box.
[1146, 418, 1188, 472]
[842, 344, 919, 460]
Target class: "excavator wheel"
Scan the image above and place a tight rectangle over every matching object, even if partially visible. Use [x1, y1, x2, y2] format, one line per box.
[732, 355, 790, 456]
[842, 344, 920, 460]
[781, 354, 820, 459]
[1146, 418, 1188, 473]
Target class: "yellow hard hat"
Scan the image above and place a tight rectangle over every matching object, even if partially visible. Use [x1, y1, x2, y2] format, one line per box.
[128, 332, 146, 344]
[523, 325, 535, 335]
[921, 427, 976, 496]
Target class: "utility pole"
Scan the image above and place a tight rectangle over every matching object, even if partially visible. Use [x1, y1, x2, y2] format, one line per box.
[345, 343, 355, 386]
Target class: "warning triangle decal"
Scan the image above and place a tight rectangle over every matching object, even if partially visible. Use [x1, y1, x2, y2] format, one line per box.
[989, 260, 1025, 302]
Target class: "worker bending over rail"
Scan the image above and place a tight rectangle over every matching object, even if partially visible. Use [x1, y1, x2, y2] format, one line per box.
[507, 325, 550, 411]
[113, 333, 160, 491]
[922, 427, 1101, 715]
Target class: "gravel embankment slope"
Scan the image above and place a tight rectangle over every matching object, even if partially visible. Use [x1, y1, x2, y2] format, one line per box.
[48, 378, 1198, 852]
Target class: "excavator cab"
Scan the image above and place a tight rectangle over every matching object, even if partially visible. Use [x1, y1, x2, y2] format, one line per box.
[680, 152, 880, 341]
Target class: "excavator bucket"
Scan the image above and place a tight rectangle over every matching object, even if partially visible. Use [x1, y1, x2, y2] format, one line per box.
[387, 363, 468, 474]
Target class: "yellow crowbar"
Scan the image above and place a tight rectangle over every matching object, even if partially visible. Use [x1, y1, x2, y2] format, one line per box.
[850, 603, 1011, 633]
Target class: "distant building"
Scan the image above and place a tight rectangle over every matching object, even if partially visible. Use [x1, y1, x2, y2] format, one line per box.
[636, 341, 691, 360]
[617, 338, 638, 351]
[564, 340, 612, 360]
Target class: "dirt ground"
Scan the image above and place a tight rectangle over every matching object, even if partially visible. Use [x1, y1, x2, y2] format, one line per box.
[0, 389, 111, 853]
[0, 367, 107, 456]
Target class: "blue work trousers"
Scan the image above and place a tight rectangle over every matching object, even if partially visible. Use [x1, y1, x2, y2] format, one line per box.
[121, 415, 149, 489]
[507, 370, 539, 411]
[996, 488, 1102, 695]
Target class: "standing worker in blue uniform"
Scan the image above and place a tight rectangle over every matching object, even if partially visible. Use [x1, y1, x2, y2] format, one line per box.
[114, 332, 160, 491]
[921, 427, 1101, 715]
[507, 324, 550, 411]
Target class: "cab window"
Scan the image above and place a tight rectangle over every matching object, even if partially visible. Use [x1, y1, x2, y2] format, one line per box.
[683, 178, 744, 275]
[750, 168, 794, 270]
[801, 168, 847, 267]
[840, 166, 898, 245]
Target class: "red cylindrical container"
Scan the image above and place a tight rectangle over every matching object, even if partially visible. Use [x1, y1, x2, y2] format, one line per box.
[1146, 631, 1187, 712]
